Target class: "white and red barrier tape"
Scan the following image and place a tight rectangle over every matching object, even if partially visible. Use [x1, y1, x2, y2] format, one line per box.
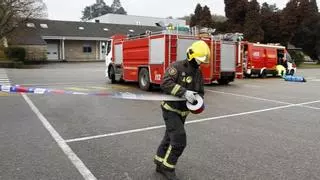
[0, 84, 184, 101]
[0, 84, 206, 113]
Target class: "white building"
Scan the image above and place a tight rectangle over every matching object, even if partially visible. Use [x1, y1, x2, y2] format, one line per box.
[90, 13, 186, 27]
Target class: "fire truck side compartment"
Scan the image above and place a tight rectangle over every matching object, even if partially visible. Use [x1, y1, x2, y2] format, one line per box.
[221, 42, 236, 72]
[176, 38, 198, 61]
[123, 38, 149, 81]
[149, 36, 166, 84]
[220, 42, 236, 81]
[114, 44, 123, 65]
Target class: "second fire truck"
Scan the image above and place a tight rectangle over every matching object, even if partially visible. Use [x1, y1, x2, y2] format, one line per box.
[241, 42, 297, 78]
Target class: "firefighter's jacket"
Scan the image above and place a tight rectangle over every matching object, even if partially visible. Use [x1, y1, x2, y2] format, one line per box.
[160, 60, 204, 116]
[276, 65, 286, 76]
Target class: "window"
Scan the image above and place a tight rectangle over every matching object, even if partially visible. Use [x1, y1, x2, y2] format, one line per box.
[40, 24, 48, 28]
[286, 52, 294, 63]
[26, 23, 35, 28]
[83, 45, 92, 53]
[106, 40, 111, 55]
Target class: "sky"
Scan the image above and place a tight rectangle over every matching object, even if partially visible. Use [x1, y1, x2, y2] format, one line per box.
[42, 0, 319, 21]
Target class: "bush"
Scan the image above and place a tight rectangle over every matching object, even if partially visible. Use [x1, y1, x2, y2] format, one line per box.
[288, 49, 305, 67]
[4, 47, 26, 62]
[0, 48, 5, 59]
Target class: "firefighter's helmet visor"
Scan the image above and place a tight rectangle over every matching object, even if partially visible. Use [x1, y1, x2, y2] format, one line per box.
[195, 56, 207, 62]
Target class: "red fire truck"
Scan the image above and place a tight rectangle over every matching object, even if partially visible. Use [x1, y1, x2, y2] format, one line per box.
[241, 42, 297, 78]
[104, 30, 241, 91]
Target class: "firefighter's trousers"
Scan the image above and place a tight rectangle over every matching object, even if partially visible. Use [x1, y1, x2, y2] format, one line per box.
[154, 106, 187, 170]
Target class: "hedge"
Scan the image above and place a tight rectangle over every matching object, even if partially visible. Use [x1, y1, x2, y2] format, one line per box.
[4, 47, 26, 62]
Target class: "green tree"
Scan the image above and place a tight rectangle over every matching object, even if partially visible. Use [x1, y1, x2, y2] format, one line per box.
[212, 15, 227, 22]
[190, 4, 203, 27]
[260, 2, 281, 43]
[114, 7, 127, 15]
[81, 0, 111, 21]
[189, 4, 214, 28]
[310, 0, 319, 12]
[224, 0, 248, 32]
[0, 0, 47, 41]
[279, 0, 316, 46]
[214, 21, 228, 33]
[315, 19, 320, 60]
[81, 0, 127, 21]
[290, 0, 320, 59]
[200, 5, 214, 27]
[243, 0, 264, 42]
[111, 0, 127, 14]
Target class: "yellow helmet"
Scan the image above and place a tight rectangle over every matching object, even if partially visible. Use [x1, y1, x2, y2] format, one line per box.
[186, 40, 210, 64]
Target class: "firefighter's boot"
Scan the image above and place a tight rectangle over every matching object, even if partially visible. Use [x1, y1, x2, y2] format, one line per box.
[156, 165, 179, 180]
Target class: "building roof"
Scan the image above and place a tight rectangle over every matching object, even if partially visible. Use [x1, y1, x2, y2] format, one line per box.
[8, 25, 47, 45]
[89, 13, 186, 27]
[8, 18, 163, 45]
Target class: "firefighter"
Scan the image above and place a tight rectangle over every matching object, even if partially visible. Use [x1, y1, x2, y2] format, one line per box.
[276, 64, 286, 77]
[154, 40, 210, 180]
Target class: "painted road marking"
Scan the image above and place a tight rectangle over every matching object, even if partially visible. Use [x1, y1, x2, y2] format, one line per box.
[243, 84, 262, 88]
[0, 69, 12, 96]
[0, 92, 19, 97]
[108, 84, 131, 89]
[22, 93, 97, 180]
[0, 69, 11, 86]
[206, 90, 319, 110]
[303, 105, 320, 110]
[90, 86, 110, 90]
[0, 92, 9, 96]
[206, 89, 291, 105]
[65, 99, 320, 143]
[65, 87, 91, 92]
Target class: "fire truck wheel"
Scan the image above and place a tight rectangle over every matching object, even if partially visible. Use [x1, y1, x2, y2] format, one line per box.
[259, 70, 267, 78]
[139, 68, 151, 91]
[108, 66, 116, 83]
[290, 69, 295, 75]
[244, 73, 252, 78]
[217, 79, 230, 85]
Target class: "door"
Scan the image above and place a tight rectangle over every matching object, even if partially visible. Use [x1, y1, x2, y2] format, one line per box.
[105, 40, 112, 66]
[47, 43, 59, 60]
[265, 48, 277, 69]
[250, 47, 264, 69]
[242, 44, 248, 70]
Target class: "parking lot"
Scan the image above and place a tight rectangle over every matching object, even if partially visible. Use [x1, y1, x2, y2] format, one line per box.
[1, 62, 320, 180]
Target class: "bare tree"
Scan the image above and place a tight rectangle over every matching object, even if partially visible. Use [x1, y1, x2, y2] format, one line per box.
[0, 0, 47, 41]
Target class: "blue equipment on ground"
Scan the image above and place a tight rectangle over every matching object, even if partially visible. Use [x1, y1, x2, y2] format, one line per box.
[283, 75, 306, 82]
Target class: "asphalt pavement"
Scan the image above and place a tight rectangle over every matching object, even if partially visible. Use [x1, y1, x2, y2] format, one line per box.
[1, 62, 320, 180]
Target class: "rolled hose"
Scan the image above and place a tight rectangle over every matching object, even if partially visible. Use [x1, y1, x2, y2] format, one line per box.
[186, 94, 205, 114]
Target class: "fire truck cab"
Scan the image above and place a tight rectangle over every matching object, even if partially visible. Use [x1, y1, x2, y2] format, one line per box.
[242, 42, 297, 78]
[105, 28, 240, 91]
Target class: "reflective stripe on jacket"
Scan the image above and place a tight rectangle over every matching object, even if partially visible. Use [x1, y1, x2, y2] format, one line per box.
[161, 101, 190, 117]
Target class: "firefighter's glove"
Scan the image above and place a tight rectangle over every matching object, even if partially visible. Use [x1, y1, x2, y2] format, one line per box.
[184, 90, 197, 104]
